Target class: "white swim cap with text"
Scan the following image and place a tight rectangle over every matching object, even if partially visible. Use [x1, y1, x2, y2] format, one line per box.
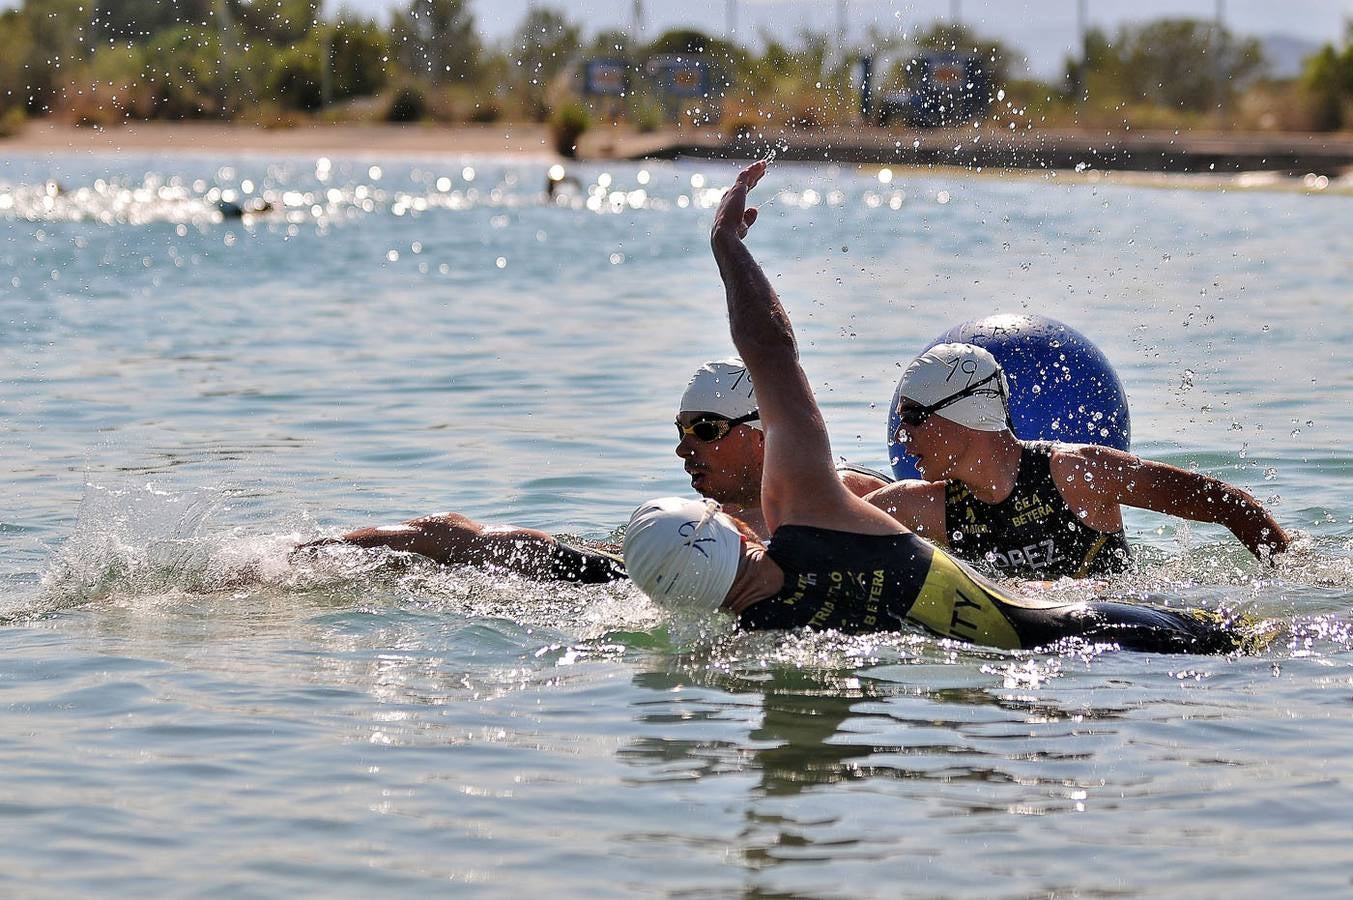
[623, 497, 743, 611]
[899, 343, 1010, 432]
[679, 359, 761, 430]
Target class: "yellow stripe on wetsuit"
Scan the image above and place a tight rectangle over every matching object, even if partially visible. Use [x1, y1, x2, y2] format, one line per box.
[906, 549, 1029, 649]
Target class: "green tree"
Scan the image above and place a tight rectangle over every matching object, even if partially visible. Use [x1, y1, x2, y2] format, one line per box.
[509, 6, 580, 120]
[324, 16, 390, 102]
[269, 16, 389, 110]
[585, 28, 634, 60]
[225, 0, 321, 46]
[1076, 18, 1264, 114]
[390, 0, 481, 84]
[645, 28, 749, 99]
[91, 0, 213, 42]
[0, 9, 34, 115]
[11, 0, 92, 113]
[1301, 28, 1353, 131]
[906, 21, 1014, 88]
[266, 42, 323, 110]
[142, 25, 231, 118]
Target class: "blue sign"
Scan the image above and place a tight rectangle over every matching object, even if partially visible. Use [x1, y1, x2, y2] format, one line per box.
[648, 56, 709, 99]
[584, 59, 629, 96]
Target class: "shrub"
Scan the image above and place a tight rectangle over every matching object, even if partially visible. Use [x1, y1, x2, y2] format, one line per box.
[0, 105, 23, 137]
[386, 84, 427, 122]
[549, 101, 589, 157]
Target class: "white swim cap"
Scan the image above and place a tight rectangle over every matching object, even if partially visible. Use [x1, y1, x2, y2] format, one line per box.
[679, 359, 761, 430]
[623, 497, 744, 611]
[899, 343, 1010, 432]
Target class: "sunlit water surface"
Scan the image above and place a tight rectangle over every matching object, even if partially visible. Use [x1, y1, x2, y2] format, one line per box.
[3, 151, 1352, 896]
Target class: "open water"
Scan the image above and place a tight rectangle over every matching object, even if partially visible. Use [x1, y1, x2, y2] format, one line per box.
[2, 150, 1352, 896]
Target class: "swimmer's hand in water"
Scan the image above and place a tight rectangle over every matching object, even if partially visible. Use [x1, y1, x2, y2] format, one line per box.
[712, 159, 767, 246]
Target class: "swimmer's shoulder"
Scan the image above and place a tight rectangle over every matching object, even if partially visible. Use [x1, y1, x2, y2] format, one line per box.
[836, 463, 894, 497]
[864, 478, 946, 541]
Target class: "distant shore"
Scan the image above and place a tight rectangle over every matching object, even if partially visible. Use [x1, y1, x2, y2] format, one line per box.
[4, 120, 1353, 178]
[1, 120, 562, 158]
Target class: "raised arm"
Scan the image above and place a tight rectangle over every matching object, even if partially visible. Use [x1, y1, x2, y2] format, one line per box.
[710, 161, 898, 536]
[1059, 445, 1291, 560]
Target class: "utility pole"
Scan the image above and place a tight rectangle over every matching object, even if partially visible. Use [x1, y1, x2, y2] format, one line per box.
[216, 0, 234, 117]
[632, 0, 644, 36]
[837, 0, 847, 47]
[950, 0, 961, 23]
[727, 0, 737, 36]
[1215, 0, 1227, 126]
[1075, 0, 1087, 106]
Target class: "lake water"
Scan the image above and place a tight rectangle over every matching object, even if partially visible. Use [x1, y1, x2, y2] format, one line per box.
[2, 150, 1352, 896]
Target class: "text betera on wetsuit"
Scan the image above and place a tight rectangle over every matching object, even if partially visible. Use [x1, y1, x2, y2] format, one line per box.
[945, 441, 1131, 579]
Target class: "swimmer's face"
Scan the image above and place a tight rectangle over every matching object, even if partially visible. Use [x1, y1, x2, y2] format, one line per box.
[675, 411, 764, 506]
[897, 411, 965, 481]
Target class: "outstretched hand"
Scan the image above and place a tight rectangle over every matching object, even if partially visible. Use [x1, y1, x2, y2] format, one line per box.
[711, 159, 767, 246]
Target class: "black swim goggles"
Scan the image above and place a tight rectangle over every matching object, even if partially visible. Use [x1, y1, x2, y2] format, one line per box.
[894, 370, 1007, 433]
[676, 410, 760, 443]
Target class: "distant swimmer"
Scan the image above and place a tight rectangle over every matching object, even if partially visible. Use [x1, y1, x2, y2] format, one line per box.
[867, 342, 1290, 579]
[546, 165, 582, 199]
[298, 358, 889, 581]
[621, 160, 1269, 654]
[215, 198, 274, 219]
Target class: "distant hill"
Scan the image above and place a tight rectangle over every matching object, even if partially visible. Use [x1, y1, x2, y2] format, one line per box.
[1259, 33, 1323, 79]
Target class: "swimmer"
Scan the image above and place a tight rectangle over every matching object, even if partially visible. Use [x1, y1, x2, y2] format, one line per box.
[299, 358, 889, 580]
[866, 343, 1290, 578]
[546, 165, 582, 199]
[622, 160, 1263, 654]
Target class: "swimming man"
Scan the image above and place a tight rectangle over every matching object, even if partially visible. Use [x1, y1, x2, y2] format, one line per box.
[869, 342, 1289, 578]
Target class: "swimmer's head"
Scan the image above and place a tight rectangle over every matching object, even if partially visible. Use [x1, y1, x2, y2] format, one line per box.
[623, 497, 743, 611]
[679, 359, 761, 430]
[898, 343, 1010, 433]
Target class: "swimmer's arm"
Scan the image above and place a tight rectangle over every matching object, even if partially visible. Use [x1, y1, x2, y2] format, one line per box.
[865, 479, 948, 543]
[838, 467, 893, 497]
[1071, 446, 1291, 560]
[711, 161, 896, 535]
[300, 514, 568, 577]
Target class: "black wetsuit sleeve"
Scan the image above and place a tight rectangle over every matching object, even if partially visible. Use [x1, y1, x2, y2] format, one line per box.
[547, 542, 628, 584]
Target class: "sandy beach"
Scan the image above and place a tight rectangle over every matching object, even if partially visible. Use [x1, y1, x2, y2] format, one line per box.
[0, 119, 713, 161]
[2, 120, 570, 158]
[4, 119, 1351, 181]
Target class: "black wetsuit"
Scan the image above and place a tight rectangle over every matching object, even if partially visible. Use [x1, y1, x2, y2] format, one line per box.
[945, 441, 1131, 579]
[741, 525, 1248, 654]
[549, 542, 627, 584]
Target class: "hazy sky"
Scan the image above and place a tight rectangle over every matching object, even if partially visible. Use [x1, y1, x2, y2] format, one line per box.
[324, 0, 1353, 76]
